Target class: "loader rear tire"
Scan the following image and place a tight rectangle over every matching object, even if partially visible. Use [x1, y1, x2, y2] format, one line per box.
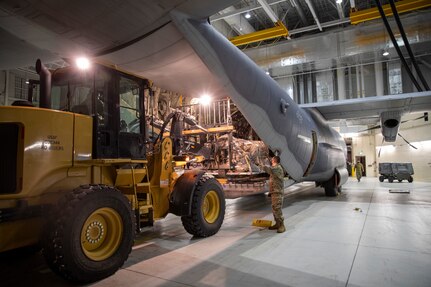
[42, 185, 135, 283]
[181, 175, 225, 237]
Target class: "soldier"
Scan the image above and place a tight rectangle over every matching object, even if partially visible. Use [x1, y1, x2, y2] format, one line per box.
[260, 156, 285, 233]
[354, 161, 364, 182]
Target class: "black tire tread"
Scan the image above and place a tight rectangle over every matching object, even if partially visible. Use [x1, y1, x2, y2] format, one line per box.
[42, 184, 135, 283]
[181, 175, 225, 237]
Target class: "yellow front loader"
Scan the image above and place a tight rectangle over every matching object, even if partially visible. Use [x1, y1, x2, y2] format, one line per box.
[0, 59, 225, 283]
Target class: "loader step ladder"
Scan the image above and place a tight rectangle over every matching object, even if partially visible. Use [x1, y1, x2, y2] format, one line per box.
[115, 164, 153, 228]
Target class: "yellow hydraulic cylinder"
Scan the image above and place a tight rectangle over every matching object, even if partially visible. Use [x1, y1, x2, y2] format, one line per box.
[230, 21, 289, 46]
[350, 0, 431, 25]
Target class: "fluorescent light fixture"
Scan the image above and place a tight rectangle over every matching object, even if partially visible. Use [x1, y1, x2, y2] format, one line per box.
[245, 13, 251, 19]
[376, 145, 396, 152]
[199, 94, 212, 106]
[382, 51, 389, 56]
[336, 0, 342, 4]
[76, 57, 91, 70]
[341, 132, 360, 137]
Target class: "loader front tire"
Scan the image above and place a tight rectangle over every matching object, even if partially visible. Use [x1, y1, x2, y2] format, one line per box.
[181, 175, 225, 237]
[43, 185, 135, 283]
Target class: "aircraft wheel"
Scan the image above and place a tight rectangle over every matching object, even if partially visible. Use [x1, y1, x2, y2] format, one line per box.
[181, 175, 225, 237]
[379, 176, 384, 182]
[388, 176, 394, 183]
[324, 186, 337, 197]
[324, 173, 339, 197]
[43, 185, 135, 283]
[408, 176, 413, 183]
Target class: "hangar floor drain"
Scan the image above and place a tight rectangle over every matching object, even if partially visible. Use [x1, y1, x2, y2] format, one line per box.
[389, 189, 410, 194]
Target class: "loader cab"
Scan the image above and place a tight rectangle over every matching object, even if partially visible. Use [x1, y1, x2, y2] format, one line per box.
[33, 61, 149, 159]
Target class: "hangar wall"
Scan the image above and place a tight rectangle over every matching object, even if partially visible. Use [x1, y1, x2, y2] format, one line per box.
[273, 55, 431, 105]
[352, 114, 431, 182]
[375, 118, 431, 182]
[351, 134, 378, 178]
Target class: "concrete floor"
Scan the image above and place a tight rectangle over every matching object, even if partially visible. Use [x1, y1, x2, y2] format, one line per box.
[2, 177, 431, 287]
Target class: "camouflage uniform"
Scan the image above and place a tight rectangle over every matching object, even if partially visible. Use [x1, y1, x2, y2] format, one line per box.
[354, 162, 364, 182]
[262, 164, 285, 222]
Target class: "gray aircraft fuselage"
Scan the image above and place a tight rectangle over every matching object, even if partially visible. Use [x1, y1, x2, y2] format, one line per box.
[171, 12, 348, 194]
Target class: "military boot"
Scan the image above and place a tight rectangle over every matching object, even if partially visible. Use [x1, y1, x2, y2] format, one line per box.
[277, 220, 286, 233]
[268, 219, 280, 230]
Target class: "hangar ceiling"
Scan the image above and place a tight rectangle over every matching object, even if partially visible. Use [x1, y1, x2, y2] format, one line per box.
[211, 0, 431, 76]
[209, 0, 431, 131]
[0, 0, 429, 134]
[211, 0, 354, 39]
[211, 0, 428, 43]
[0, 0, 430, 96]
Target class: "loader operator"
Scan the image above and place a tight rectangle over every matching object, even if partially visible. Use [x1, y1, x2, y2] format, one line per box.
[260, 156, 286, 233]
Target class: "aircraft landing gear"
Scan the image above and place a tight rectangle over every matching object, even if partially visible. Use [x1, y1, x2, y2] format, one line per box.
[323, 172, 340, 197]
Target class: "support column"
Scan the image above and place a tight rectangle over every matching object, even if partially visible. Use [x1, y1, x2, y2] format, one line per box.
[375, 62, 384, 96]
[303, 74, 309, 104]
[311, 73, 317, 103]
[360, 65, 365, 97]
[337, 67, 346, 100]
[356, 66, 361, 98]
[348, 67, 352, 99]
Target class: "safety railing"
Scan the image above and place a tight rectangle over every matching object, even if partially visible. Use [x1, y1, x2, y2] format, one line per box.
[180, 98, 232, 129]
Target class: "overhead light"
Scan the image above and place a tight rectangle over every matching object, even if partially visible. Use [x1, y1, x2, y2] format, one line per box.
[340, 132, 360, 137]
[25, 79, 29, 84]
[336, 0, 342, 4]
[76, 57, 91, 70]
[382, 51, 389, 56]
[199, 94, 212, 106]
[245, 13, 251, 19]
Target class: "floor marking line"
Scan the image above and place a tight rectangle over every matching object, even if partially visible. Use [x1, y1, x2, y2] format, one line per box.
[345, 188, 375, 287]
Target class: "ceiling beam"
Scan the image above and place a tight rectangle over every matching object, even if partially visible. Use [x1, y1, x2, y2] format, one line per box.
[289, 18, 350, 36]
[257, 0, 279, 23]
[304, 0, 323, 31]
[350, 0, 431, 25]
[210, 0, 287, 22]
[337, 3, 345, 20]
[229, 20, 288, 46]
[289, 0, 309, 26]
[220, 6, 255, 35]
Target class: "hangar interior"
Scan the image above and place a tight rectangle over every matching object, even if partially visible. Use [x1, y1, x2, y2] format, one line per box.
[1, 1, 430, 181]
[0, 1, 431, 287]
